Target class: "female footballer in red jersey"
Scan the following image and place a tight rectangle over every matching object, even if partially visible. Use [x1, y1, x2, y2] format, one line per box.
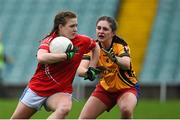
[11, 11, 100, 119]
[77, 16, 140, 119]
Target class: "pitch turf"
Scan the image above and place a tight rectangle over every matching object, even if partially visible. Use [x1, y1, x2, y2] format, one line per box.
[0, 98, 180, 119]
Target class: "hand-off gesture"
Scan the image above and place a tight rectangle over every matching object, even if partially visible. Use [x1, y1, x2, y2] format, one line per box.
[84, 67, 102, 81]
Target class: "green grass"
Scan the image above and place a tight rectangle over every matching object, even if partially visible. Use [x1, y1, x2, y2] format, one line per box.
[0, 98, 180, 119]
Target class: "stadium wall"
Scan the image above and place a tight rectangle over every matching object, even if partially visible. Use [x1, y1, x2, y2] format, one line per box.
[1, 85, 180, 101]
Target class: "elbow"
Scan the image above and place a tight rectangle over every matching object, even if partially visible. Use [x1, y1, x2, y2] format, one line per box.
[120, 64, 130, 70]
[119, 57, 131, 70]
[122, 63, 131, 70]
[37, 54, 46, 64]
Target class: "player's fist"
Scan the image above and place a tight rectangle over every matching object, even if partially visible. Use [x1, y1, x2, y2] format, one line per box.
[102, 48, 117, 62]
[84, 67, 102, 81]
[65, 44, 78, 60]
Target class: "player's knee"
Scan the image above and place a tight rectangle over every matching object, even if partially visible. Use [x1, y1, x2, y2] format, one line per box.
[55, 105, 71, 116]
[121, 106, 133, 119]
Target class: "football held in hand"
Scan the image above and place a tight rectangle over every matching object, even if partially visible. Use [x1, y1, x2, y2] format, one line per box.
[49, 36, 73, 53]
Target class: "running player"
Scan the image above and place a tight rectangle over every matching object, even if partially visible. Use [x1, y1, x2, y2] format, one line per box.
[11, 11, 100, 119]
[78, 16, 140, 119]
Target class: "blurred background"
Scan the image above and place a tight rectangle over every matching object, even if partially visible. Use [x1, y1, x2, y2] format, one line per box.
[0, 0, 180, 118]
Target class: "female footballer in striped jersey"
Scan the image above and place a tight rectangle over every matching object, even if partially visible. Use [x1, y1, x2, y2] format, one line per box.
[78, 16, 140, 119]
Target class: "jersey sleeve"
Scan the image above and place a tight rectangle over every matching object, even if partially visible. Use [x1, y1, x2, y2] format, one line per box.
[38, 36, 54, 51]
[88, 38, 96, 50]
[78, 34, 96, 54]
[82, 52, 92, 60]
[118, 45, 130, 57]
[113, 35, 130, 57]
[39, 40, 49, 51]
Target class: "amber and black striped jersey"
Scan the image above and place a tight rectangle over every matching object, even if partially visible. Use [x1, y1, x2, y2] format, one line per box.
[83, 35, 138, 92]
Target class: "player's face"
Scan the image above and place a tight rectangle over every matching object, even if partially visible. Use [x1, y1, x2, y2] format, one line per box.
[59, 18, 78, 39]
[96, 20, 114, 43]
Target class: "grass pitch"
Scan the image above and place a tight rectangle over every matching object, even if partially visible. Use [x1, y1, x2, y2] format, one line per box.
[0, 98, 180, 119]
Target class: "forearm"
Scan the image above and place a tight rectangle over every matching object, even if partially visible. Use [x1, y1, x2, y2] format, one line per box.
[77, 60, 90, 77]
[37, 53, 67, 64]
[89, 44, 100, 67]
[116, 56, 131, 70]
[78, 67, 88, 77]
[37, 49, 67, 64]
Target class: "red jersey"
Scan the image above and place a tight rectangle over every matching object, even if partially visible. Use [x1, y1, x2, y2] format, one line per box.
[28, 34, 96, 96]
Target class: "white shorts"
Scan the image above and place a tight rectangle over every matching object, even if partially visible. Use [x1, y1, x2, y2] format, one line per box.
[20, 87, 48, 111]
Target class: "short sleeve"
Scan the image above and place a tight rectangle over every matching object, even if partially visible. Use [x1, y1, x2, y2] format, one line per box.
[82, 52, 92, 60]
[38, 36, 54, 51]
[88, 39, 96, 50]
[118, 45, 130, 57]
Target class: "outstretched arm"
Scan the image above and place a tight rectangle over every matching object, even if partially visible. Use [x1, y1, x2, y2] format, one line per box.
[89, 43, 100, 68]
[77, 43, 101, 81]
[77, 59, 90, 77]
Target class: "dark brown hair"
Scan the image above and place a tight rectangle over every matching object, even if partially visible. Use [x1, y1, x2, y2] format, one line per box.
[50, 11, 77, 35]
[96, 16, 117, 32]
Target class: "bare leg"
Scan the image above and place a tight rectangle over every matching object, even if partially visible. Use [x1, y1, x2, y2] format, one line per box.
[47, 93, 72, 119]
[79, 96, 107, 119]
[11, 101, 37, 119]
[117, 92, 137, 119]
